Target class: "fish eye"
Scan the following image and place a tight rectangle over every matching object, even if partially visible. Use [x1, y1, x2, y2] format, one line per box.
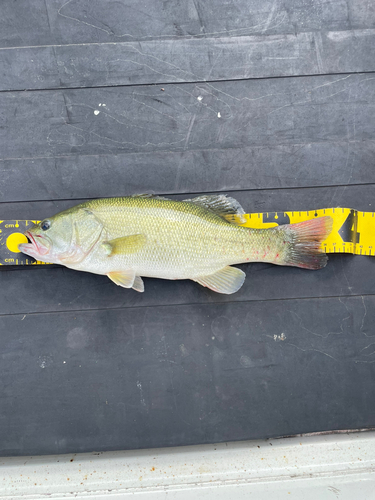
[41, 220, 51, 231]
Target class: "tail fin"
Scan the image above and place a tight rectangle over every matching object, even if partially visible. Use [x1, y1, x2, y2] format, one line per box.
[279, 216, 333, 270]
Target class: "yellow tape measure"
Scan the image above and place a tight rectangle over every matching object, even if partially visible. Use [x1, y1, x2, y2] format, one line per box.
[0, 208, 372, 265]
[239, 207, 370, 256]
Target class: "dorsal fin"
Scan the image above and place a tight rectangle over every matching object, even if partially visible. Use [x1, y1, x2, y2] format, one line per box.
[131, 193, 171, 201]
[183, 194, 246, 224]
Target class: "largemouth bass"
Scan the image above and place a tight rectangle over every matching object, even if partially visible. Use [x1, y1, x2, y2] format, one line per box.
[19, 194, 332, 294]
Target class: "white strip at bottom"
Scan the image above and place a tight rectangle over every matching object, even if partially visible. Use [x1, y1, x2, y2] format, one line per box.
[1, 432, 374, 499]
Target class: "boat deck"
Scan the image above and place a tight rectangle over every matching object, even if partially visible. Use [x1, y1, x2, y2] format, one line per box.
[1, 0, 375, 455]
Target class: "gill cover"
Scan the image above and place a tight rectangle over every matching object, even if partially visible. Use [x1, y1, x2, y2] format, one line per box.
[57, 208, 105, 264]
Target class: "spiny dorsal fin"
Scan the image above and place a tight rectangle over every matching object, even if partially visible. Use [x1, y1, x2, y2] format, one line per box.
[183, 194, 246, 224]
[132, 193, 171, 201]
[193, 266, 246, 294]
[102, 234, 146, 256]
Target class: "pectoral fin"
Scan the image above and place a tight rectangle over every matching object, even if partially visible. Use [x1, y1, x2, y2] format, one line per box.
[193, 266, 245, 294]
[102, 234, 146, 256]
[107, 270, 145, 292]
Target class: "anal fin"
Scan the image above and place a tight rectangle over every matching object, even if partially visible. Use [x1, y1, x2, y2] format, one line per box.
[193, 266, 245, 294]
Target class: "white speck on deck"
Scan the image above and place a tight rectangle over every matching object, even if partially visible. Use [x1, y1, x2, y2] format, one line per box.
[94, 110, 100, 115]
[137, 381, 146, 407]
[274, 333, 286, 341]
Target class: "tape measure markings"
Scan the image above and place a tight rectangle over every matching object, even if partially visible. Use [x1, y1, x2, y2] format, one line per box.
[240, 207, 374, 256]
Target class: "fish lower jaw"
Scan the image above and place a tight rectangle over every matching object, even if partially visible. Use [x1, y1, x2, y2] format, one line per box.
[18, 243, 44, 260]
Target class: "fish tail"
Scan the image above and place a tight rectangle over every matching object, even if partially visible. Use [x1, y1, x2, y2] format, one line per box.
[277, 216, 333, 269]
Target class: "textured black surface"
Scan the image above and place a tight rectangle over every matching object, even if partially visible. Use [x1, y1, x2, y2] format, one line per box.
[1, 139, 375, 203]
[2, 30, 375, 91]
[1, 0, 374, 48]
[1, 296, 375, 456]
[0, 0, 375, 456]
[2, 74, 375, 159]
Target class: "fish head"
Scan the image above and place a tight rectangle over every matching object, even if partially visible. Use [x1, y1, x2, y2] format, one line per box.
[19, 207, 104, 265]
[18, 212, 76, 264]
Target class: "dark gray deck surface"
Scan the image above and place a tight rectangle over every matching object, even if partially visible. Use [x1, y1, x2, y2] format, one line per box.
[1, 0, 375, 456]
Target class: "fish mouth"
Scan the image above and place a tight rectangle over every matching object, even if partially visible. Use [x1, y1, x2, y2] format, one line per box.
[18, 231, 50, 257]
